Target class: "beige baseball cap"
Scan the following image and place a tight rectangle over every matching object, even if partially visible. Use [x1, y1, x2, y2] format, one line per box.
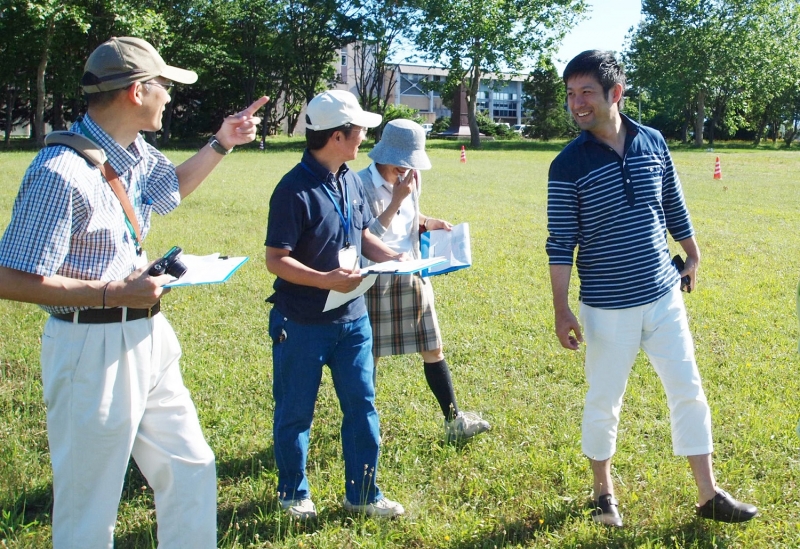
[81, 37, 197, 93]
[305, 90, 382, 131]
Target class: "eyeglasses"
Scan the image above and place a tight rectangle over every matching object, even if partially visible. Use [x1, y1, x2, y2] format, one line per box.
[145, 80, 174, 92]
[344, 124, 367, 136]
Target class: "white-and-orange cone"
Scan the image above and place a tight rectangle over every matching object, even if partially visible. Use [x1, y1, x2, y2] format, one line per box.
[460, 145, 467, 163]
[713, 156, 722, 179]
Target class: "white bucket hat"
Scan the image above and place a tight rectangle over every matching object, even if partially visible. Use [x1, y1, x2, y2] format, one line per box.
[368, 119, 432, 170]
[305, 90, 382, 131]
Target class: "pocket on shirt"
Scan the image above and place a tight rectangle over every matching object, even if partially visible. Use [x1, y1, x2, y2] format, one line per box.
[351, 200, 366, 230]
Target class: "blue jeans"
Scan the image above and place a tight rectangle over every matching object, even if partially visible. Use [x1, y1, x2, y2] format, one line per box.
[269, 307, 383, 504]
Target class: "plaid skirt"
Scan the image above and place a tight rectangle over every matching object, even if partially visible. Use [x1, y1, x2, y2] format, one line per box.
[365, 273, 442, 357]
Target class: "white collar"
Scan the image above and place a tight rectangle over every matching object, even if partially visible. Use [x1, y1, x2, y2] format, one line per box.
[368, 162, 392, 190]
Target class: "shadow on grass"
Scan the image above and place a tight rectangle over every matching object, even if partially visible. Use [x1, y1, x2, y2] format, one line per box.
[446, 498, 733, 549]
[0, 483, 53, 537]
[216, 446, 276, 482]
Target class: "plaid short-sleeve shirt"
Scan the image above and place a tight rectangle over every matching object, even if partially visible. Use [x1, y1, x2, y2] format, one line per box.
[0, 115, 181, 314]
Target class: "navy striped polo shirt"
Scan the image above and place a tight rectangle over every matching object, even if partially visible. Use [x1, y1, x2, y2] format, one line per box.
[546, 114, 693, 309]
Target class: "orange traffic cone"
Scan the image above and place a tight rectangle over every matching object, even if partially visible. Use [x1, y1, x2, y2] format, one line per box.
[460, 145, 467, 163]
[713, 156, 722, 179]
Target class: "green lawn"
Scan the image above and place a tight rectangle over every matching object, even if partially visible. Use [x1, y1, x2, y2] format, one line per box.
[1, 140, 799, 548]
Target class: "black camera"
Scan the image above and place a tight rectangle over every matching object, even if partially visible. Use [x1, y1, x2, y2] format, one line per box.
[671, 254, 691, 293]
[149, 246, 187, 279]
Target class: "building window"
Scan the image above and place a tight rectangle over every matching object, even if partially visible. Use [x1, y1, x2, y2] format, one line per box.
[492, 92, 517, 101]
[400, 73, 428, 96]
[492, 100, 518, 118]
[341, 48, 347, 66]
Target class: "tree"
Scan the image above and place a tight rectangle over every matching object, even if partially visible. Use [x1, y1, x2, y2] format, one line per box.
[625, 0, 800, 146]
[0, 0, 38, 145]
[414, 0, 586, 148]
[279, 0, 358, 104]
[349, 0, 417, 137]
[737, 0, 800, 145]
[522, 57, 574, 140]
[24, 0, 91, 145]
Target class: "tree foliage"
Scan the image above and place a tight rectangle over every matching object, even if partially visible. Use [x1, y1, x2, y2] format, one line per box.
[624, 0, 800, 146]
[522, 57, 574, 140]
[349, 0, 416, 134]
[3, 0, 798, 147]
[414, 0, 587, 147]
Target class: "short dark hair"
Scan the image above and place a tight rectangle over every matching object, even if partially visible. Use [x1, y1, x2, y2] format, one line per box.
[305, 120, 357, 151]
[84, 88, 128, 108]
[563, 50, 626, 109]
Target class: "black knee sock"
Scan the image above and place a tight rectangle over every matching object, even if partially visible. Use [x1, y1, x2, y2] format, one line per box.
[423, 359, 459, 421]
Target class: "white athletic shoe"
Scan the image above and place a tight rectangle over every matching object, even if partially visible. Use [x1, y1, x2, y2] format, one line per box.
[280, 498, 317, 519]
[343, 496, 405, 518]
[444, 411, 491, 443]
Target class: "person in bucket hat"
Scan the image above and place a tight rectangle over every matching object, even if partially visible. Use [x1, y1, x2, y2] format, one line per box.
[265, 90, 405, 520]
[358, 119, 490, 443]
[0, 36, 267, 548]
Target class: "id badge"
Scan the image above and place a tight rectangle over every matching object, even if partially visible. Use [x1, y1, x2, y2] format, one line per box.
[338, 246, 358, 271]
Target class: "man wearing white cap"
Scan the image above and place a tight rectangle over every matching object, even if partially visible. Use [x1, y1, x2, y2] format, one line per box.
[265, 90, 405, 519]
[0, 36, 267, 548]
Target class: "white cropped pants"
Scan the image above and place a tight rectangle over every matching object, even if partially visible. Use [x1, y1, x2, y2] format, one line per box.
[579, 284, 714, 461]
[41, 313, 216, 549]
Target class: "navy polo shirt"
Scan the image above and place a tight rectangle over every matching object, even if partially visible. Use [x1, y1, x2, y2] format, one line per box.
[265, 149, 374, 324]
[546, 114, 694, 309]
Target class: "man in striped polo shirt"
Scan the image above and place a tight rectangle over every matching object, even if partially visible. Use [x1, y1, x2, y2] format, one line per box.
[546, 50, 757, 528]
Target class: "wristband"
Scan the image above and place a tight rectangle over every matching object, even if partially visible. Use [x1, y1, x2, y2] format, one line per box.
[102, 282, 111, 309]
[208, 135, 232, 155]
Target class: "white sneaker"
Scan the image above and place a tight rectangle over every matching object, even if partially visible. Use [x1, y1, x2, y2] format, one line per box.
[343, 496, 405, 518]
[444, 411, 490, 443]
[280, 498, 317, 519]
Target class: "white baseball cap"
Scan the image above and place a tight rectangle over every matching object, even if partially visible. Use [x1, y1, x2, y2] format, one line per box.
[305, 90, 382, 131]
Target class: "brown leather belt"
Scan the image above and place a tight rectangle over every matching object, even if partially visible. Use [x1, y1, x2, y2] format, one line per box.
[52, 301, 160, 324]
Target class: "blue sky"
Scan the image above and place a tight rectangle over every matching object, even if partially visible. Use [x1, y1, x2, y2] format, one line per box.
[553, 0, 643, 73]
[391, 0, 643, 75]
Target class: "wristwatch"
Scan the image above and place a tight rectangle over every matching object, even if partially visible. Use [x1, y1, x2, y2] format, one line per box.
[207, 135, 232, 155]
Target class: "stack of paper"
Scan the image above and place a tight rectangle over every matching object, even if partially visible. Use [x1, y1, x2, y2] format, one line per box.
[420, 222, 472, 276]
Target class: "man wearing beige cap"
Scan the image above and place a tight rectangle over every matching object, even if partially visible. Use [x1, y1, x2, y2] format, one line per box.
[0, 36, 267, 548]
[265, 90, 405, 519]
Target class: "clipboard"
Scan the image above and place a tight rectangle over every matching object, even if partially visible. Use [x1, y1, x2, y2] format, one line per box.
[164, 253, 249, 287]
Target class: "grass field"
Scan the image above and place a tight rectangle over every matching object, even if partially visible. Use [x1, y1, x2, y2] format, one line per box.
[1, 138, 799, 548]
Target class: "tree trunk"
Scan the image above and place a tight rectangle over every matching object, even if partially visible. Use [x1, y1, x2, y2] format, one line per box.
[752, 112, 768, 146]
[4, 85, 15, 147]
[160, 101, 173, 146]
[693, 90, 705, 147]
[35, 17, 56, 147]
[52, 92, 66, 131]
[287, 111, 300, 137]
[708, 115, 715, 146]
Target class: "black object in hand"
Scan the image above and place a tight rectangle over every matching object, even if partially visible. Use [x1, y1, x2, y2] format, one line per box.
[672, 254, 691, 293]
[149, 246, 187, 279]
